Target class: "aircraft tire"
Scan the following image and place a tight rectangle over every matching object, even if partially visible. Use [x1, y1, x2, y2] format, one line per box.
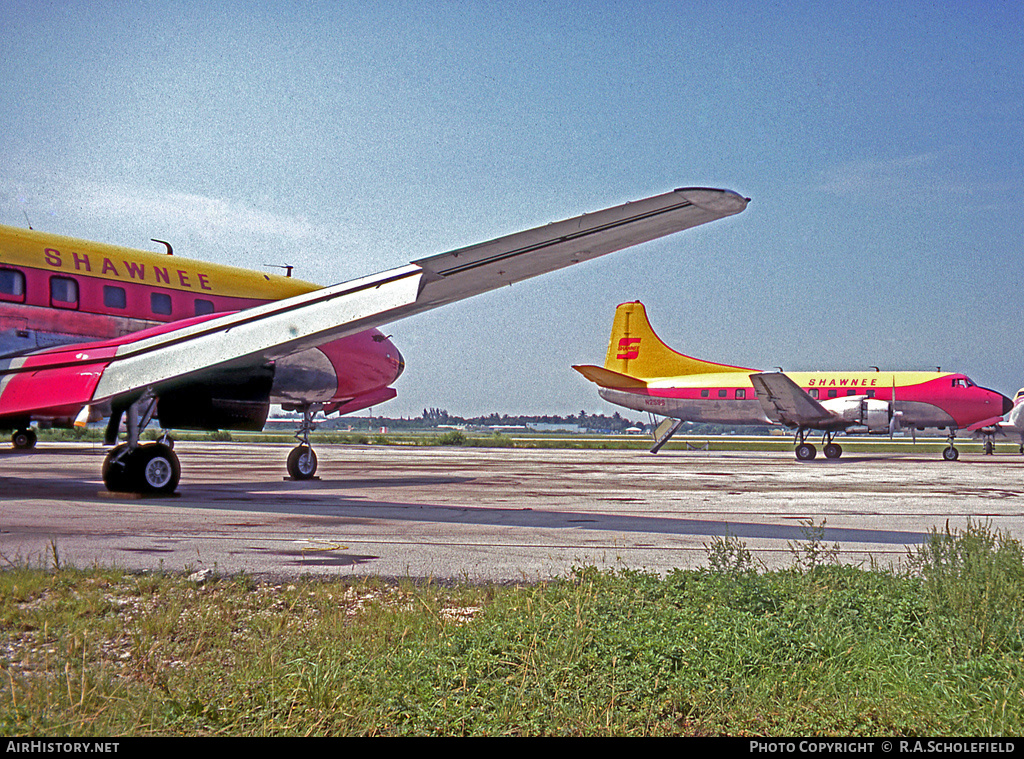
[795, 443, 816, 461]
[131, 443, 181, 494]
[985, 440, 994, 455]
[102, 444, 132, 492]
[12, 429, 36, 450]
[823, 443, 842, 459]
[942, 446, 960, 462]
[287, 445, 318, 480]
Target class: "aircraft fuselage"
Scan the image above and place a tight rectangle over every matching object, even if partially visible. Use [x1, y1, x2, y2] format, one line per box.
[600, 370, 1003, 432]
[0, 224, 404, 429]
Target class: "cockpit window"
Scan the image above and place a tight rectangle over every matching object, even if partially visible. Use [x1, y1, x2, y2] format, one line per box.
[952, 377, 975, 389]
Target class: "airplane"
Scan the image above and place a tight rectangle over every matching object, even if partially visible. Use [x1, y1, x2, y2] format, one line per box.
[0, 187, 749, 493]
[1003, 388, 1024, 453]
[965, 387, 1024, 454]
[573, 301, 1012, 461]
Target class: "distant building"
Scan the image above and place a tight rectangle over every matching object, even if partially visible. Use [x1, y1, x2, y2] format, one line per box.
[527, 422, 584, 433]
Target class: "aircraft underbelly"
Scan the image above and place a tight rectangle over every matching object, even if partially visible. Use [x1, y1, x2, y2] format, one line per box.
[899, 401, 957, 429]
[599, 389, 771, 425]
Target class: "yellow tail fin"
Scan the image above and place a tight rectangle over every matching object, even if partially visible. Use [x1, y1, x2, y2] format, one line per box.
[602, 302, 753, 379]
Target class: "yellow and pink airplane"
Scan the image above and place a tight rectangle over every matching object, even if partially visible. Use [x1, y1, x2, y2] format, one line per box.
[574, 301, 1012, 461]
[0, 188, 748, 493]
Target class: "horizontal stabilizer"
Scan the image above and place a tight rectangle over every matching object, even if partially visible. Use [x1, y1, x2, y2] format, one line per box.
[572, 365, 648, 389]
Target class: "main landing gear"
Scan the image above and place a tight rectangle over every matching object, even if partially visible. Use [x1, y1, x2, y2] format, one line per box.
[286, 404, 320, 480]
[793, 429, 843, 461]
[103, 440, 180, 494]
[101, 393, 181, 495]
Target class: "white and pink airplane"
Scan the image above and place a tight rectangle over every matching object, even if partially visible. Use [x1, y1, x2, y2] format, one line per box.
[575, 301, 1012, 461]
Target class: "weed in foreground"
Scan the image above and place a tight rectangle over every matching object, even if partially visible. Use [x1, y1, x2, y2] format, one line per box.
[907, 519, 1024, 661]
[2, 522, 1024, 736]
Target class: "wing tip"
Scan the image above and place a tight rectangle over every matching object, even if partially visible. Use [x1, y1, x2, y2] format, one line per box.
[675, 187, 749, 215]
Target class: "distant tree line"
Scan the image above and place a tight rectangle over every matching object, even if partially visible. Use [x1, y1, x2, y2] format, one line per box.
[320, 408, 646, 432]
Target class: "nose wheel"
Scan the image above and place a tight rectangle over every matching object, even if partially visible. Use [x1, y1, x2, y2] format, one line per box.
[286, 404, 322, 480]
[11, 428, 36, 450]
[287, 445, 318, 480]
[942, 431, 960, 462]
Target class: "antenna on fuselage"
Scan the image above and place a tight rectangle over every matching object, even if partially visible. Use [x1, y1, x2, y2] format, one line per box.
[265, 264, 294, 278]
[22, 212, 33, 230]
[151, 239, 173, 256]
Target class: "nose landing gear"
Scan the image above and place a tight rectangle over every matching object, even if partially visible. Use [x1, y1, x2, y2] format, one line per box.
[286, 404, 321, 480]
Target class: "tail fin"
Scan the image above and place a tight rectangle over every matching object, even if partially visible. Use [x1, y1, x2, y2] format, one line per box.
[602, 301, 754, 380]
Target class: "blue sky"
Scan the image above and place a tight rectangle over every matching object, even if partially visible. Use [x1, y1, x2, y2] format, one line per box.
[2, 1, 1021, 418]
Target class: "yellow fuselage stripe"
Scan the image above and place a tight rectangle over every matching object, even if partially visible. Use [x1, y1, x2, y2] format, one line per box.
[0, 224, 319, 301]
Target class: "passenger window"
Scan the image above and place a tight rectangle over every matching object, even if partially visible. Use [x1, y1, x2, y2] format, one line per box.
[847, 389, 857, 396]
[809, 389, 819, 399]
[50, 276, 78, 308]
[151, 292, 172, 316]
[195, 299, 215, 315]
[0, 268, 25, 300]
[735, 389, 746, 400]
[103, 285, 126, 309]
[700, 389, 709, 398]
[718, 389, 727, 398]
[828, 389, 837, 399]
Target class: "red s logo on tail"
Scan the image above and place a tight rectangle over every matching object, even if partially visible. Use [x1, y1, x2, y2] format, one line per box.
[617, 338, 641, 360]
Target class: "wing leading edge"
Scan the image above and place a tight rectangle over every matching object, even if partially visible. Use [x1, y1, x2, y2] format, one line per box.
[0, 187, 748, 415]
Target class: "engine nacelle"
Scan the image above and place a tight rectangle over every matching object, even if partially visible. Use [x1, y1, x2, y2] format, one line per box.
[156, 366, 273, 432]
[819, 396, 892, 433]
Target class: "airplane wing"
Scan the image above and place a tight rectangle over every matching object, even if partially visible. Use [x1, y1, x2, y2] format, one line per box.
[749, 372, 839, 428]
[0, 187, 747, 417]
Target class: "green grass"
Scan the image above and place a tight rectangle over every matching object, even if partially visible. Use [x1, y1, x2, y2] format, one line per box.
[2, 522, 1022, 735]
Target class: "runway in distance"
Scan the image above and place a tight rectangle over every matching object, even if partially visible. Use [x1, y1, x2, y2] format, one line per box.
[573, 301, 1012, 461]
[0, 188, 748, 493]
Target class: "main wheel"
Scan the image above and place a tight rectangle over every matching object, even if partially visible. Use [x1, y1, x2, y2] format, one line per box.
[985, 440, 994, 455]
[102, 444, 132, 492]
[823, 443, 842, 459]
[287, 445, 318, 480]
[795, 443, 816, 461]
[942, 446, 959, 461]
[131, 443, 181, 494]
[12, 429, 36, 450]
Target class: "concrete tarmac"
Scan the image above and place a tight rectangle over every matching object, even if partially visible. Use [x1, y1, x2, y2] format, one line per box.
[2, 441, 1023, 581]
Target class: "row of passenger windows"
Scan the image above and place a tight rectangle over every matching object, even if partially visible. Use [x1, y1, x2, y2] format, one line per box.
[699, 387, 877, 400]
[701, 388, 748, 399]
[0, 269, 216, 317]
